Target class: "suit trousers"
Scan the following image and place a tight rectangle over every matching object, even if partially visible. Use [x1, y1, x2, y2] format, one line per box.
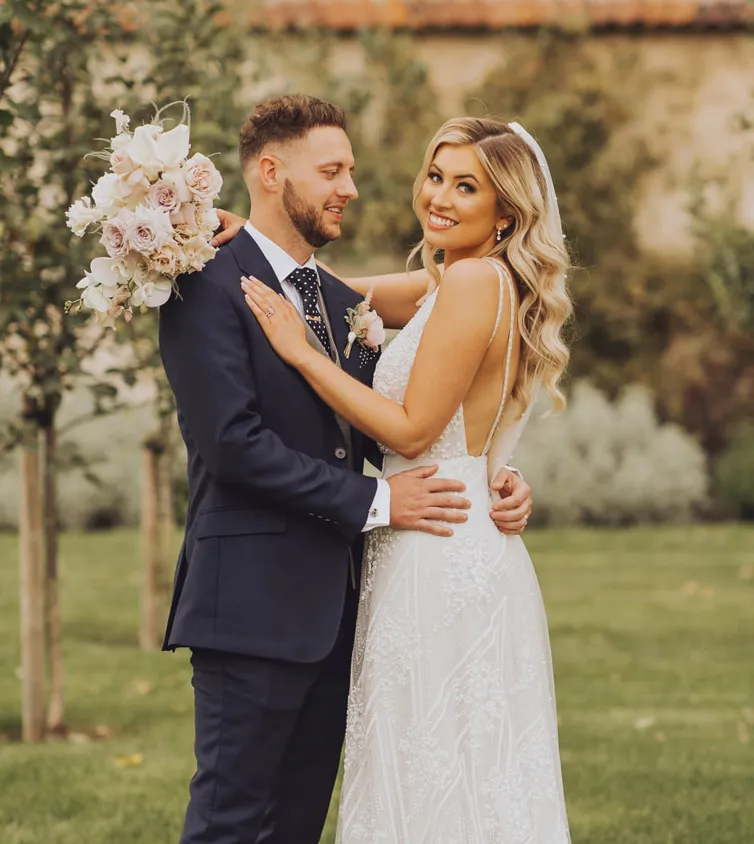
[179, 582, 359, 844]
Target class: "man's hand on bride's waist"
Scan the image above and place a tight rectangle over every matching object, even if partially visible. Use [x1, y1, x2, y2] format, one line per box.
[489, 467, 532, 535]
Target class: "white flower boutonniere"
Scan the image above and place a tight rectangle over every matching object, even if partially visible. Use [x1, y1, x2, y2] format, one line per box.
[344, 286, 386, 360]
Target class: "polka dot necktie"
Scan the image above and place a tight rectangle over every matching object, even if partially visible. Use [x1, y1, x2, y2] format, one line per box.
[286, 267, 333, 358]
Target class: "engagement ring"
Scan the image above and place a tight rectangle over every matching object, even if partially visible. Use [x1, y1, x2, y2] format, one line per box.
[265, 308, 275, 318]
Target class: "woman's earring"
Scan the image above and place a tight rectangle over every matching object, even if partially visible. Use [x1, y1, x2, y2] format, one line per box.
[496, 227, 504, 243]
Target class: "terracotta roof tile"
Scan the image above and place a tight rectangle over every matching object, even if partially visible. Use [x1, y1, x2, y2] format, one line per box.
[246, 0, 754, 30]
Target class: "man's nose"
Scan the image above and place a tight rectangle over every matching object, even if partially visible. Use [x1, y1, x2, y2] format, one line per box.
[338, 174, 358, 200]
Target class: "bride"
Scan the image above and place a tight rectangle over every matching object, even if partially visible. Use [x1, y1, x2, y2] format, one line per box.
[241, 117, 572, 843]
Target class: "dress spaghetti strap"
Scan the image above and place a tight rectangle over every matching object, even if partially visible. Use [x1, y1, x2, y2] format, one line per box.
[481, 257, 517, 456]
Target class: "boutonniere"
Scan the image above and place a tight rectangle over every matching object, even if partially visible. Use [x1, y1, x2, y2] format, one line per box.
[344, 286, 386, 360]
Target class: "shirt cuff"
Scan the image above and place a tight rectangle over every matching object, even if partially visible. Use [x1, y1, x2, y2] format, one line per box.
[362, 478, 391, 532]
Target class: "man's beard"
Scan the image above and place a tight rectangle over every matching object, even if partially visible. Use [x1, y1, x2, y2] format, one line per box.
[282, 180, 336, 249]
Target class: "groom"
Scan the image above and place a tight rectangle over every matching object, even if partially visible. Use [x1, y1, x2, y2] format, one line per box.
[160, 94, 532, 844]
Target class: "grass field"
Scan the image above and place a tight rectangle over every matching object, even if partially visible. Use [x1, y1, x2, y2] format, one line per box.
[0, 525, 752, 844]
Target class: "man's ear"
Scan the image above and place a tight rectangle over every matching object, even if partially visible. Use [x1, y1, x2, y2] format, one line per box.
[257, 154, 281, 192]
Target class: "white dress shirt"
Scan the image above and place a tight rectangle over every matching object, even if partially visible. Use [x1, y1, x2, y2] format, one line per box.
[244, 221, 390, 532]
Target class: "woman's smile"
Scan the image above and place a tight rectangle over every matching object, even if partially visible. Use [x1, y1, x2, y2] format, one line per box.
[427, 211, 459, 231]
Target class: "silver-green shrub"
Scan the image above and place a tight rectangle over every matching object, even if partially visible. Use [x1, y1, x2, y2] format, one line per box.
[514, 382, 709, 525]
[0, 378, 710, 531]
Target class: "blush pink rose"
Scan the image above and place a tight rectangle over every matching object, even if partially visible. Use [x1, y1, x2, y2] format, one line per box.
[183, 153, 223, 201]
[110, 147, 137, 176]
[99, 215, 130, 259]
[126, 206, 173, 254]
[361, 310, 386, 351]
[146, 180, 181, 215]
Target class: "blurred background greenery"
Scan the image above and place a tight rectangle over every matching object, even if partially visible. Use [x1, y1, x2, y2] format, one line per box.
[1, 1, 753, 841]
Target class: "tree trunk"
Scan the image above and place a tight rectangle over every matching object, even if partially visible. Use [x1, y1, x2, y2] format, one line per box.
[139, 443, 160, 651]
[42, 423, 65, 735]
[18, 424, 46, 742]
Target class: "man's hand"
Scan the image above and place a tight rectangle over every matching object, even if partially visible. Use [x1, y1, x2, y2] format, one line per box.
[210, 209, 247, 248]
[489, 467, 532, 535]
[388, 465, 470, 537]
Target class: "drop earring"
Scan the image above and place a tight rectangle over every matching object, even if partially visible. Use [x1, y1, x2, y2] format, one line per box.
[496, 227, 504, 243]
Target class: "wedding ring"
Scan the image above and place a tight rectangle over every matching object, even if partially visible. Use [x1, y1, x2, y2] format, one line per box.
[265, 308, 275, 318]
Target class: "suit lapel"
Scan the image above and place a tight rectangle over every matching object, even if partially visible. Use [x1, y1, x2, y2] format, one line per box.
[228, 228, 285, 296]
[229, 229, 368, 461]
[231, 229, 334, 358]
[318, 270, 364, 383]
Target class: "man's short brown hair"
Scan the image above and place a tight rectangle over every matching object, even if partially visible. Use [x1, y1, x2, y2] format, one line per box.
[239, 94, 347, 170]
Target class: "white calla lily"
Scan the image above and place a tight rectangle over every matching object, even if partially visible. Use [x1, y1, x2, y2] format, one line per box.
[92, 173, 124, 214]
[155, 124, 190, 169]
[128, 124, 164, 179]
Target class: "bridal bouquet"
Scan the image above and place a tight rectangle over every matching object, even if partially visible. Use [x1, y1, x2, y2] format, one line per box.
[65, 106, 222, 327]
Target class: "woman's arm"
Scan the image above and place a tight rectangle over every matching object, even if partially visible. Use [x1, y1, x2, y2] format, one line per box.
[316, 260, 432, 329]
[242, 258, 507, 459]
[210, 209, 434, 329]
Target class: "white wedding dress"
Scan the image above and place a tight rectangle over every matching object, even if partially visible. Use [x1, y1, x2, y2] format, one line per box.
[336, 259, 571, 844]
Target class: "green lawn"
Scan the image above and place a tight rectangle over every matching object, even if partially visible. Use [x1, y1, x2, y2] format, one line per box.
[0, 525, 752, 843]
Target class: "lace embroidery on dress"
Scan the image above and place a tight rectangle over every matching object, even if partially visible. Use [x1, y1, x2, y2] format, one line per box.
[337, 259, 571, 844]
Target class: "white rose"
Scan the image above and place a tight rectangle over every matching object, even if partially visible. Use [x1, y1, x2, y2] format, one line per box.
[110, 109, 131, 134]
[154, 124, 190, 169]
[183, 154, 223, 202]
[66, 197, 103, 237]
[128, 124, 164, 181]
[146, 180, 181, 215]
[182, 235, 217, 272]
[92, 173, 126, 215]
[110, 147, 138, 177]
[99, 213, 131, 259]
[126, 206, 174, 254]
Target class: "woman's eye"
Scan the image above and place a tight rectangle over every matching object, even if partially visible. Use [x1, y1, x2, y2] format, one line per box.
[458, 182, 475, 194]
[428, 172, 442, 184]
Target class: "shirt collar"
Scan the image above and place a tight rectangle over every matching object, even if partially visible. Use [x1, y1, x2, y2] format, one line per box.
[244, 221, 318, 282]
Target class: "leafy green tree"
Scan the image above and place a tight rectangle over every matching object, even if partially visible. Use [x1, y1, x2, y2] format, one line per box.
[0, 0, 137, 740]
[467, 31, 657, 388]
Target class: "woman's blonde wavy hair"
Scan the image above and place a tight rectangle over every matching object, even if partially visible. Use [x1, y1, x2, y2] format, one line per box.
[409, 117, 572, 413]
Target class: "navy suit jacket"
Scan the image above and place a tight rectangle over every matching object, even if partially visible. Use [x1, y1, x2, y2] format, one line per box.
[159, 229, 382, 663]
